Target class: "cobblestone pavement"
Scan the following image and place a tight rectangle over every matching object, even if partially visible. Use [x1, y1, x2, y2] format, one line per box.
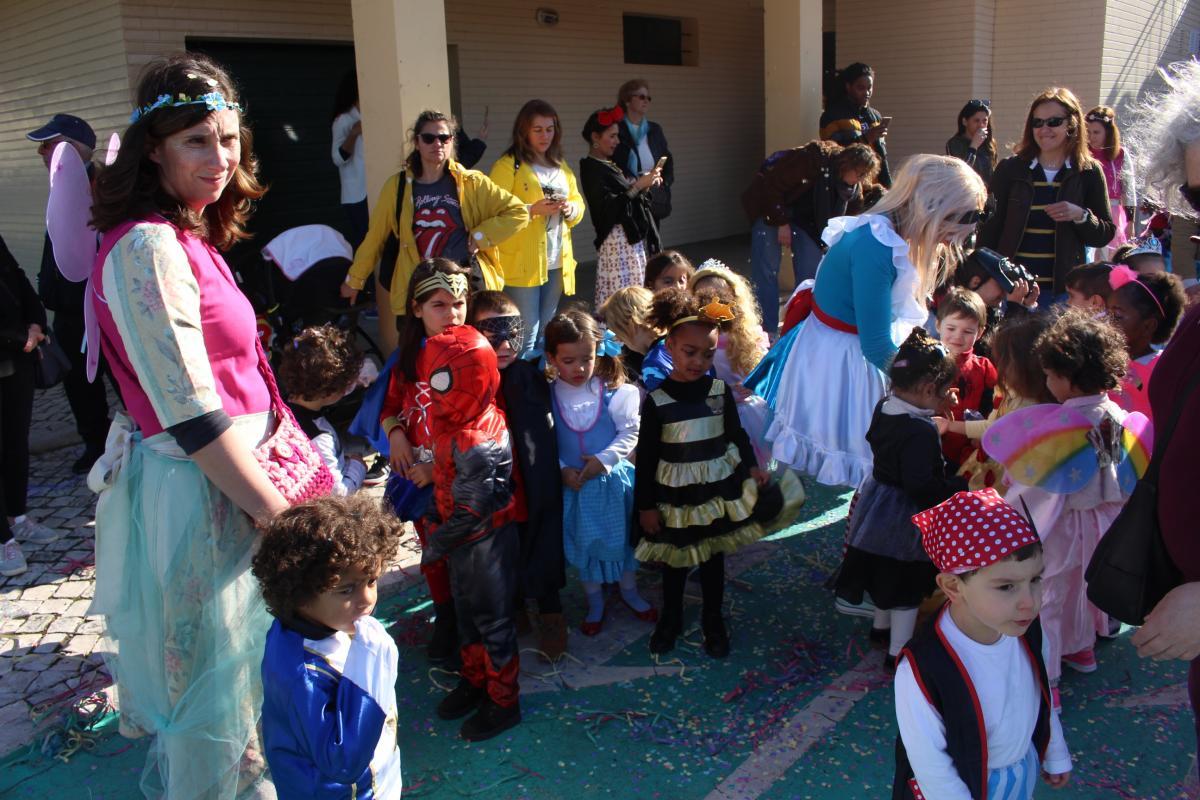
[0, 384, 424, 759]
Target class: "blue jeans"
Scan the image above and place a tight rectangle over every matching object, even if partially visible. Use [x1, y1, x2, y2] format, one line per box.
[750, 218, 823, 335]
[507, 269, 564, 357]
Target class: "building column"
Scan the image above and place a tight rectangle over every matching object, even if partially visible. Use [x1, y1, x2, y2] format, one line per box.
[351, 0, 452, 207]
[763, 0, 823, 156]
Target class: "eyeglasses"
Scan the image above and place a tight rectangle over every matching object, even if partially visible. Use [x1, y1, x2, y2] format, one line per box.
[419, 132, 453, 145]
[956, 207, 991, 225]
[1031, 116, 1068, 129]
[632, 93, 652, 102]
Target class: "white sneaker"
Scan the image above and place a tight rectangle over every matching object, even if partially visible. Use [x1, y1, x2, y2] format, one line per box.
[834, 596, 878, 619]
[0, 540, 28, 577]
[12, 517, 62, 544]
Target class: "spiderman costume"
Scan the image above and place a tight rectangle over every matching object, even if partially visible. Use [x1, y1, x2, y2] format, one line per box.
[417, 325, 522, 741]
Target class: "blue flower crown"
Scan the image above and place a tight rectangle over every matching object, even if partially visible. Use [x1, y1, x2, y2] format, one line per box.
[129, 91, 243, 124]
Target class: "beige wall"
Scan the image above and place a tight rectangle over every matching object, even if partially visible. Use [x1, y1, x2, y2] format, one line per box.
[0, 0, 131, 273]
[1100, 0, 1200, 111]
[834, 0, 1002, 171]
[444, 0, 765, 260]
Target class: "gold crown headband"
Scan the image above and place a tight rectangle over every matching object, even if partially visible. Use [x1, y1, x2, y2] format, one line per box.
[670, 300, 737, 330]
[414, 272, 469, 299]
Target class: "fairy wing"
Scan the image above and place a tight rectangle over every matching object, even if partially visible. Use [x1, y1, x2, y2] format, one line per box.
[46, 142, 97, 282]
[104, 132, 120, 166]
[982, 404, 1097, 493]
[1116, 411, 1154, 494]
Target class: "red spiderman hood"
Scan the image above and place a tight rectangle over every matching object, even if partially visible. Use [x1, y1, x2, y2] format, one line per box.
[417, 325, 500, 427]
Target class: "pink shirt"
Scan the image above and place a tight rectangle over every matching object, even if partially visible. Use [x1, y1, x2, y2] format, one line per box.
[92, 218, 269, 437]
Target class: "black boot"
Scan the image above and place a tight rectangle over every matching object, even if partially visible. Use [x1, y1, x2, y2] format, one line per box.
[701, 612, 730, 659]
[426, 602, 458, 664]
[460, 698, 521, 741]
[649, 612, 682, 654]
[437, 678, 486, 720]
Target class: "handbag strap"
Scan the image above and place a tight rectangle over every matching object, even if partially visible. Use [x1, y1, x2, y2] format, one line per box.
[254, 336, 289, 418]
[1144, 365, 1200, 485]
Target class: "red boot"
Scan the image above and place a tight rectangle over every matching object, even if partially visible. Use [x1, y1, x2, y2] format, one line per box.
[460, 653, 521, 741]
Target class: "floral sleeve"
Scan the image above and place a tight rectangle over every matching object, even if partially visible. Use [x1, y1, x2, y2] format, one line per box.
[101, 223, 224, 429]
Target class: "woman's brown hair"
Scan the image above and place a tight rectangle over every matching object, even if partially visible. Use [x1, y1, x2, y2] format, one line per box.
[1014, 87, 1095, 171]
[1085, 105, 1122, 161]
[404, 110, 458, 178]
[504, 99, 563, 167]
[91, 53, 266, 250]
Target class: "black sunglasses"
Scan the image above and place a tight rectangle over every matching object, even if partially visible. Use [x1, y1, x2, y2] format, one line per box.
[419, 132, 453, 145]
[956, 207, 992, 225]
[1031, 116, 1068, 129]
[969, 98, 991, 108]
[632, 93, 652, 102]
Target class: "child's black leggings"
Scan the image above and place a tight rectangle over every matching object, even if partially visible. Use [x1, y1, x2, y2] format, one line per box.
[661, 553, 725, 620]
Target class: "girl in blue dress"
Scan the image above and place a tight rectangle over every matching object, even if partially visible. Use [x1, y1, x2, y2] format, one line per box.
[544, 310, 657, 636]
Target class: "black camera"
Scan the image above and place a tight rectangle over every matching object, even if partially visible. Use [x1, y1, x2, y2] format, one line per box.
[968, 248, 1035, 294]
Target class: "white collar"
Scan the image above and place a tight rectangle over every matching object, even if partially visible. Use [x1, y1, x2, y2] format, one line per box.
[882, 394, 936, 420]
[1031, 156, 1072, 171]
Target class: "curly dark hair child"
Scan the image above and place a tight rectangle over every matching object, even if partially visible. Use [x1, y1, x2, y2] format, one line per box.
[644, 250, 694, 292]
[544, 308, 625, 388]
[278, 324, 364, 402]
[647, 286, 738, 334]
[989, 313, 1055, 404]
[1035, 308, 1127, 395]
[890, 327, 957, 393]
[252, 494, 402, 621]
[1108, 270, 1186, 346]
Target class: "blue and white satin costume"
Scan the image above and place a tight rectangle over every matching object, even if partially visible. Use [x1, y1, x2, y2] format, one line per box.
[261, 615, 402, 799]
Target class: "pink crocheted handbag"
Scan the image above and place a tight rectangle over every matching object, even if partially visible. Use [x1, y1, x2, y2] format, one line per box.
[252, 338, 334, 504]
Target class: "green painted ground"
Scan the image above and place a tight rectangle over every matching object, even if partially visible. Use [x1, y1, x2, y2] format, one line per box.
[3, 480, 1192, 799]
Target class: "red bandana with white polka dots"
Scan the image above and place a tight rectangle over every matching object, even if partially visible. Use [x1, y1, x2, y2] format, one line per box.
[911, 488, 1040, 574]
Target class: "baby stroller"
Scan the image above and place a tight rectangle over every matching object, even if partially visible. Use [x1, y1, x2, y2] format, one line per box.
[254, 224, 384, 427]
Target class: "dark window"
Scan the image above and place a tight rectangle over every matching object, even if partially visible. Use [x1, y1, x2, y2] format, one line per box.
[623, 14, 696, 66]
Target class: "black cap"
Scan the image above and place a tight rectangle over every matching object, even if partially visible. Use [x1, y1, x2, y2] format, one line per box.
[26, 114, 97, 150]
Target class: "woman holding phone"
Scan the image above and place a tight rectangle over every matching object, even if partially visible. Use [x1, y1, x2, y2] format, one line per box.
[614, 79, 674, 226]
[580, 106, 662, 308]
[489, 99, 586, 356]
[946, 99, 996, 185]
[820, 63, 892, 187]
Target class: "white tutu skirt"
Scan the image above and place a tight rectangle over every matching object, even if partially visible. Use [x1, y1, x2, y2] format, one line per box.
[766, 316, 886, 488]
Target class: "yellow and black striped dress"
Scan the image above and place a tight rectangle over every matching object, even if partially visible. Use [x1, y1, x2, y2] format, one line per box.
[633, 376, 805, 568]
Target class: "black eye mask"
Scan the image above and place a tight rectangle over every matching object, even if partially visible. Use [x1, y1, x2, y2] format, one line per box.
[473, 314, 525, 355]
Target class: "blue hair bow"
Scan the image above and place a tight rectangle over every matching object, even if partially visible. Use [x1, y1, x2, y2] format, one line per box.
[598, 329, 623, 358]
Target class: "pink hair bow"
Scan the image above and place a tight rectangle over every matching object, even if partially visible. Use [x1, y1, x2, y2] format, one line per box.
[1108, 263, 1139, 291]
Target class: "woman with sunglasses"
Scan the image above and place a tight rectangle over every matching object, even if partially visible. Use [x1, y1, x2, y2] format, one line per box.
[580, 106, 663, 309]
[341, 110, 528, 334]
[976, 88, 1115, 296]
[613, 79, 674, 228]
[946, 99, 996, 185]
[761, 155, 986, 489]
[1086, 105, 1133, 259]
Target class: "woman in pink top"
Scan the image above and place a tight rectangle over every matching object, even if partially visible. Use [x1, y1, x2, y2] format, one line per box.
[87, 54, 285, 799]
[1086, 106, 1133, 259]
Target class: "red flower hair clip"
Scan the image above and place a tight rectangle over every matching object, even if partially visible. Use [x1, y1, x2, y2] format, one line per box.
[597, 106, 625, 127]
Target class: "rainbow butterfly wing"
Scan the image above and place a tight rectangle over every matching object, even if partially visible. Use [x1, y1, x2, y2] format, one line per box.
[982, 404, 1097, 494]
[1116, 411, 1154, 494]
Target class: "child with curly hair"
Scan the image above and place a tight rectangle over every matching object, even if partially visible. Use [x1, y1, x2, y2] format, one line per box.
[1104, 267, 1186, 418]
[635, 289, 804, 657]
[833, 328, 967, 667]
[689, 259, 772, 468]
[1001, 309, 1136, 699]
[253, 495, 404, 799]
[280, 324, 368, 496]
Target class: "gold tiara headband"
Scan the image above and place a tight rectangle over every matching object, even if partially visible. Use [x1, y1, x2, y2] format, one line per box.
[414, 272, 468, 299]
[670, 300, 737, 330]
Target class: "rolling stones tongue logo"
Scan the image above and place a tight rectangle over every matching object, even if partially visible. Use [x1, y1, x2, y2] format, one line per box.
[414, 206, 460, 258]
